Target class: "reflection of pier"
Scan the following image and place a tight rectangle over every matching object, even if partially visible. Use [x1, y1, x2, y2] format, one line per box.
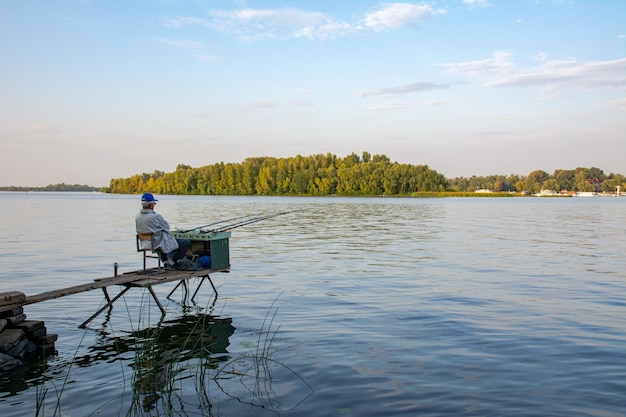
[0, 313, 236, 400]
[1, 306, 314, 414]
[76, 313, 235, 369]
[79, 313, 236, 413]
[82, 310, 313, 415]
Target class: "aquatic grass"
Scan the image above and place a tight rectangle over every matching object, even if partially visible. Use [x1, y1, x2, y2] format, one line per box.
[214, 293, 314, 413]
[28, 284, 213, 416]
[119, 289, 313, 415]
[28, 284, 311, 416]
[33, 287, 179, 417]
[32, 294, 132, 417]
[126, 288, 176, 415]
[119, 285, 226, 415]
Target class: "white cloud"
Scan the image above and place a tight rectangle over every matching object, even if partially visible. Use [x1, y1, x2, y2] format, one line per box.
[438, 52, 626, 91]
[437, 51, 516, 77]
[505, 111, 554, 120]
[359, 82, 450, 97]
[245, 100, 278, 109]
[488, 57, 626, 89]
[361, 3, 447, 32]
[363, 98, 451, 110]
[164, 4, 447, 42]
[205, 8, 353, 41]
[425, 100, 447, 106]
[156, 38, 204, 50]
[364, 101, 414, 110]
[164, 17, 209, 29]
[599, 97, 626, 109]
[291, 100, 315, 107]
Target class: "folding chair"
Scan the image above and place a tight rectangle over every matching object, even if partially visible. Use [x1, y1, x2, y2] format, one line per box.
[136, 233, 162, 270]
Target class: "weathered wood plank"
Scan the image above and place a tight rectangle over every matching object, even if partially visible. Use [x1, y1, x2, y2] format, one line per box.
[0, 292, 26, 307]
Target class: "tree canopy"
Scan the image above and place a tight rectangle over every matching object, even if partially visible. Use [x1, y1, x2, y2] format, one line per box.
[105, 152, 449, 196]
[103, 152, 625, 196]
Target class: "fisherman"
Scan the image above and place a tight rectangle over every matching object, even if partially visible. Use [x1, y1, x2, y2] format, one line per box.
[136, 193, 191, 269]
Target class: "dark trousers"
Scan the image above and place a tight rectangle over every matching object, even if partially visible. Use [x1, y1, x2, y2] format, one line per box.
[162, 238, 191, 263]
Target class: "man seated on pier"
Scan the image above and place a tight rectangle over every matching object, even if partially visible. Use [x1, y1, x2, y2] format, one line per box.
[136, 193, 191, 269]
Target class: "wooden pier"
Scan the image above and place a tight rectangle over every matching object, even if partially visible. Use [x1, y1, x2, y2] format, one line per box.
[0, 266, 229, 328]
[0, 267, 228, 372]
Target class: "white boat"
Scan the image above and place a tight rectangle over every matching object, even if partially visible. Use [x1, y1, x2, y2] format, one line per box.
[535, 189, 561, 197]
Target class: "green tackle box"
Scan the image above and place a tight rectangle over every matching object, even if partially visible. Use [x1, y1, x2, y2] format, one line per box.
[171, 230, 231, 270]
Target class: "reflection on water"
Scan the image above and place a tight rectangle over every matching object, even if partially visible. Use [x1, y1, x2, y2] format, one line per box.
[0, 314, 236, 410]
[122, 314, 235, 414]
[1, 307, 314, 416]
[77, 314, 235, 369]
[0, 349, 58, 397]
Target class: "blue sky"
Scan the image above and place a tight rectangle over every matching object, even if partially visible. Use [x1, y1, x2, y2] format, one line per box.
[1, 0, 624, 187]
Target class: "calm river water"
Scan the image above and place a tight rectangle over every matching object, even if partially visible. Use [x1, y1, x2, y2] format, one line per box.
[0, 192, 624, 417]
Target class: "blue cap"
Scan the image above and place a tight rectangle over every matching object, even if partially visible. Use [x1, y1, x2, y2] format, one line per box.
[141, 193, 158, 202]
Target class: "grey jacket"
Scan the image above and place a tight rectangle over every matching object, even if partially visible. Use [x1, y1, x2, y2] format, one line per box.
[135, 209, 179, 254]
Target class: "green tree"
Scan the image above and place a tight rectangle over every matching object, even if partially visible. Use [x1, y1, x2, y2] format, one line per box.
[525, 170, 549, 194]
[104, 156, 624, 197]
[542, 178, 560, 192]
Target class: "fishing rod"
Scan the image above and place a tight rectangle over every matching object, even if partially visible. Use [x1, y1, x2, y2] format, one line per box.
[177, 214, 261, 233]
[214, 210, 298, 232]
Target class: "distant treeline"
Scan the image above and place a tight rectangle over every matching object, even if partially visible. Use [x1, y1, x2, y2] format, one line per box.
[106, 152, 448, 195]
[0, 183, 99, 192]
[104, 152, 625, 196]
[449, 167, 625, 194]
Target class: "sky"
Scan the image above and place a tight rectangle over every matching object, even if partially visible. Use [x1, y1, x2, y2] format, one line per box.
[1, 0, 625, 187]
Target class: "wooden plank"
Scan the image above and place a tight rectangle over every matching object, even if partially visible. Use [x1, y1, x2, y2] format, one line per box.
[0, 291, 26, 307]
[127, 278, 167, 287]
[0, 267, 229, 313]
